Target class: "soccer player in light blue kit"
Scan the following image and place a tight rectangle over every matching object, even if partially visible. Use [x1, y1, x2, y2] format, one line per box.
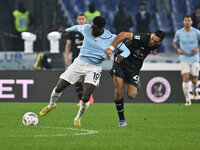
[172, 15, 200, 106]
[39, 16, 130, 126]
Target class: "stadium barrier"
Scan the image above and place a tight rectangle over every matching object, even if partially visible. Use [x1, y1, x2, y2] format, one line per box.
[0, 70, 200, 103]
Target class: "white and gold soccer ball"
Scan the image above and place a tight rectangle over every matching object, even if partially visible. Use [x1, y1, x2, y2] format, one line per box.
[22, 112, 38, 126]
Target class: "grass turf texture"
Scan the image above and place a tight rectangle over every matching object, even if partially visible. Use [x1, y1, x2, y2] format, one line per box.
[0, 103, 200, 150]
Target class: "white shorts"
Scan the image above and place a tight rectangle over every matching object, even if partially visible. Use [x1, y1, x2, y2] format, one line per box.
[60, 58, 102, 86]
[180, 62, 199, 76]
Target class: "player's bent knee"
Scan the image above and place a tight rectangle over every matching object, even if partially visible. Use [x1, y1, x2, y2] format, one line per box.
[183, 78, 189, 82]
[127, 92, 137, 100]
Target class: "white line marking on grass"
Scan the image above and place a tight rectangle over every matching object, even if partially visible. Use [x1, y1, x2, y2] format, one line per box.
[8, 126, 98, 138]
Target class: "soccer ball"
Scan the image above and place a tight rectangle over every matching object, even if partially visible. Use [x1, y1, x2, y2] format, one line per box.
[22, 112, 39, 126]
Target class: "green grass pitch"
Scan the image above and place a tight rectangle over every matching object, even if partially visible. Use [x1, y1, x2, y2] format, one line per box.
[0, 102, 200, 150]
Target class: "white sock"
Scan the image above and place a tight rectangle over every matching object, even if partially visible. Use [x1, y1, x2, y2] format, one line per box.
[182, 82, 190, 103]
[192, 83, 198, 92]
[74, 101, 89, 121]
[48, 88, 62, 108]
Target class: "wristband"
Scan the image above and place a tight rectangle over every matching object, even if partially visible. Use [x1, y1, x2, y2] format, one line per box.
[109, 45, 115, 51]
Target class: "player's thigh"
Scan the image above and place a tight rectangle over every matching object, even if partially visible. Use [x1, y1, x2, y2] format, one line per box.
[124, 71, 140, 99]
[190, 62, 199, 77]
[182, 73, 190, 82]
[126, 84, 137, 100]
[60, 58, 84, 84]
[77, 78, 83, 83]
[181, 62, 190, 75]
[84, 65, 102, 87]
[124, 71, 140, 88]
[181, 62, 190, 82]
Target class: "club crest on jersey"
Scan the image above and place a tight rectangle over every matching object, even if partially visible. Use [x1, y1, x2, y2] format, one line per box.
[134, 35, 140, 40]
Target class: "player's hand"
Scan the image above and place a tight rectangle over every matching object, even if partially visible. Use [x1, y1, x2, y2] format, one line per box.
[115, 55, 124, 63]
[58, 27, 67, 34]
[65, 57, 70, 66]
[104, 48, 112, 56]
[177, 48, 184, 54]
[192, 48, 199, 54]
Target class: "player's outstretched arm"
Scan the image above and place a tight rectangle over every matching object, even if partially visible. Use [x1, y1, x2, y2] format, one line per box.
[59, 25, 84, 34]
[104, 32, 133, 56]
[111, 32, 133, 47]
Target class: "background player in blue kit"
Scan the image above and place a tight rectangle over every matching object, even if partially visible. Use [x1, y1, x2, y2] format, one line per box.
[39, 16, 130, 126]
[65, 14, 94, 106]
[172, 15, 200, 106]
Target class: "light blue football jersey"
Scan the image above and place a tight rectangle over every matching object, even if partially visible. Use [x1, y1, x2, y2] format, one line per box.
[173, 27, 200, 62]
[66, 24, 130, 66]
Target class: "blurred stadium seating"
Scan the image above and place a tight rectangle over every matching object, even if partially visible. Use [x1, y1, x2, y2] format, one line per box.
[61, 0, 200, 33]
[0, 0, 200, 70]
[60, 0, 200, 54]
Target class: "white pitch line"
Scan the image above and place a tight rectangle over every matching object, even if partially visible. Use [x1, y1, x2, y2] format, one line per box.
[7, 126, 98, 138]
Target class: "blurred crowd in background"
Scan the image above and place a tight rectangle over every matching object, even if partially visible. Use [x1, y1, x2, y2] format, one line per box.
[0, 0, 200, 53]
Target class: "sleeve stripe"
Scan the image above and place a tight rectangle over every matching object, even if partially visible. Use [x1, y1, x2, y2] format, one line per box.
[117, 42, 123, 48]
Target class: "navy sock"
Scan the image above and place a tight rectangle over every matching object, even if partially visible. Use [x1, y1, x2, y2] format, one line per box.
[115, 97, 125, 121]
[75, 82, 83, 100]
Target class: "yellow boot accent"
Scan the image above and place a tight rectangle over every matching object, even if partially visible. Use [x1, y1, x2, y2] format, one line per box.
[74, 120, 81, 126]
[39, 104, 57, 116]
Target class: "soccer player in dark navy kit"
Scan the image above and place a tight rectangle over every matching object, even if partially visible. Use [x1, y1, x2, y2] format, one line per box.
[104, 30, 165, 126]
[65, 14, 94, 106]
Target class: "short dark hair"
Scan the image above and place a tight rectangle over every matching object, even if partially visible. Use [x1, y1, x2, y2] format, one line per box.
[78, 14, 85, 17]
[184, 15, 192, 19]
[77, 14, 86, 18]
[155, 30, 165, 41]
[93, 16, 106, 28]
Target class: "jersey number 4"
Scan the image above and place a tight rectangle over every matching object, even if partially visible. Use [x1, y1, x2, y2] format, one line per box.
[133, 75, 139, 84]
